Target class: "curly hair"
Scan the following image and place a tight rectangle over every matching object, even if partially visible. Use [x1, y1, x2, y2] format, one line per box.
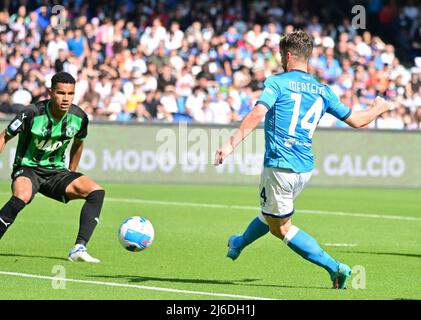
[279, 30, 314, 60]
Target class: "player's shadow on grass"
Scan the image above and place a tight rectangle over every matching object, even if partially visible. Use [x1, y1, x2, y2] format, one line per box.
[0, 253, 68, 262]
[88, 274, 330, 290]
[341, 250, 421, 259]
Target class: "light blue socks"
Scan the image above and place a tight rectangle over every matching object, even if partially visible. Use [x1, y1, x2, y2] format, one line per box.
[232, 216, 340, 277]
[232, 216, 269, 250]
[283, 225, 339, 275]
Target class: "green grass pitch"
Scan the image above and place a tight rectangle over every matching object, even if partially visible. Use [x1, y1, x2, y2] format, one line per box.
[0, 181, 420, 300]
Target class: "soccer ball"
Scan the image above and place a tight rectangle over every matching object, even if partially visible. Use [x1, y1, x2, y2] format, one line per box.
[118, 216, 155, 252]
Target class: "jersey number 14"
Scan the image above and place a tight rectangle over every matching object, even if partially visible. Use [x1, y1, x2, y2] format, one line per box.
[288, 93, 323, 139]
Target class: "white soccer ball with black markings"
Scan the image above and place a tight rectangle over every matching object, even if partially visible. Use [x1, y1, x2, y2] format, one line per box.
[118, 217, 155, 252]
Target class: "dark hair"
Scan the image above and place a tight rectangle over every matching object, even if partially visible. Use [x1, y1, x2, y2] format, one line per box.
[279, 30, 313, 60]
[51, 72, 76, 89]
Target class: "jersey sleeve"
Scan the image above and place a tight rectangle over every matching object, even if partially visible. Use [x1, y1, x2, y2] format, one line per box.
[325, 86, 352, 120]
[75, 114, 88, 140]
[6, 108, 35, 137]
[256, 76, 280, 109]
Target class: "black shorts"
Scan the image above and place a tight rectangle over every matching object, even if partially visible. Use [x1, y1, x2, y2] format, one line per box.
[11, 166, 84, 203]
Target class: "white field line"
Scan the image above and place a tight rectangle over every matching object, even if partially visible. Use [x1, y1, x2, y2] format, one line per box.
[323, 243, 357, 247]
[0, 271, 276, 300]
[0, 191, 418, 222]
[105, 197, 421, 222]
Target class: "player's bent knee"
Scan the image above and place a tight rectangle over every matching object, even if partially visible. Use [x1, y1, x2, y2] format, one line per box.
[268, 223, 290, 240]
[268, 225, 283, 239]
[279, 224, 291, 239]
[86, 180, 103, 194]
[86, 189, 105, 202]
[92, 184, 104, 193]
[12, 192, 32, 204]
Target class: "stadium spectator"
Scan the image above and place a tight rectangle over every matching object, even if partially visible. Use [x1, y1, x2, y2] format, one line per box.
[0, 0, 420, 130]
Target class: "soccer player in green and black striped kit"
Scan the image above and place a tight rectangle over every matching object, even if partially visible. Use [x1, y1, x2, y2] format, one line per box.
[0, 72, 105, 262]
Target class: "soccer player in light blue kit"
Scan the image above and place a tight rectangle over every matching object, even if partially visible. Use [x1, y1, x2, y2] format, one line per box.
[214, 30, 392, 289]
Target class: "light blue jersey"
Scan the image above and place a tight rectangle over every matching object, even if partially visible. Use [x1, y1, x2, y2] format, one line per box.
[257, 70, 352, 172]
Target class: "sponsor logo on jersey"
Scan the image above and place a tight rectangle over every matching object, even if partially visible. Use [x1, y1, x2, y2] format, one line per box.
[34, 138, 63, 152]
[39, 127, 49, 137]
[284, 138, 295, 148]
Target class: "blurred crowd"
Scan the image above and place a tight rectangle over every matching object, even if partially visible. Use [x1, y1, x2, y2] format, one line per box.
[1, 0, 421, 129]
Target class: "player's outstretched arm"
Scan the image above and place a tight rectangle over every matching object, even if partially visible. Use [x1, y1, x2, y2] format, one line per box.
[0, 130, 13, 154]
[69, 139, 84, 171]
[214, 103, 268, 165]
[345, 96, 393, 128]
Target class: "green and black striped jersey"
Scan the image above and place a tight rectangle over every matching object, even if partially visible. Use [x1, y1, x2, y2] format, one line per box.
[6, 99, 88, 170]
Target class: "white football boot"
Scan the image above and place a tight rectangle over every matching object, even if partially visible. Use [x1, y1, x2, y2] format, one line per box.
[68, 244, 100, 263]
